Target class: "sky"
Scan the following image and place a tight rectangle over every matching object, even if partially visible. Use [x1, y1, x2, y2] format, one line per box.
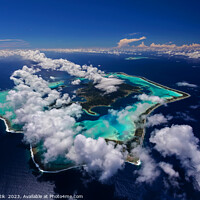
[0, 0, 200, 48]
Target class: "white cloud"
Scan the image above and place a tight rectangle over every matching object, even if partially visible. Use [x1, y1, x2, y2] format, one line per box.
[137, 41, 147, 48]
[150, 125, 200, 190]
[50, 76, 55, 80]
[55, 93, 71, 107]
[71, 79, 81, 85]
[67, 135, 126, 181]
[3, 59, 126, 180]
[0, 50, 122, 94]
[132, 147, 160, 184]
[175, 51, 200, 59]
[117, 36, 146, 48]
[0, 39, 28, 48]
[6, 66, 82, 164]
[109, 102, 153, 128]
[136, 94, 165, 104]
[150, 43, 176, 49]
[190, 104, 200, 109]
[158, 162, 179, 178]
[176, 81, 198, 88]
[132, 146, 180, 186]
[146, 113, 171, 127]
[25, 107, 81, 163]
[95, 77, 123, 94]
[29, 42, 200, 58]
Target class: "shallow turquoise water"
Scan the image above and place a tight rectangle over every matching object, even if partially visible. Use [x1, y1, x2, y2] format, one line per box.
[78, 74, 183, 141]
[114, 73, 182, 99]
[80, 101, 156, 141]
[0, 73, 183, 141]
[0, 91, 16, 124]
[48, 81, 65, 89]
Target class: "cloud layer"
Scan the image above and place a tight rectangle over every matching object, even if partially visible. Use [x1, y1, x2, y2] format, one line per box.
[117, 36, 146, 48]
[0, 50, 127, 180]
[176, 81, 198, 88]
[150, 125, 200, 190]
[0, 39, 28, 48]
[136, 94, 165, 104]
[67, 135, 125, 181]
[146, 113, 170, 127]
[0, 50, 123, 94]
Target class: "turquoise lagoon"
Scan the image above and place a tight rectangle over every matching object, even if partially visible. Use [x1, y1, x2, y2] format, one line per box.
[0, 73, 188, 169]
[0, 73, 185, 140]
[48, 80, 65, 89]
[0, 80, 65, 131]
[78, 73, 184, 142]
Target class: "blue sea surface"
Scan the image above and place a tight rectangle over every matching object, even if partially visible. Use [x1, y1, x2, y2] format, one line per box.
[0, 53, 200, 200]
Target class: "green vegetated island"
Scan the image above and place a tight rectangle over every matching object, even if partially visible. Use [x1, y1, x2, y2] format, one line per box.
[0, 73, 190, 172]
[125, 57, 149, 60]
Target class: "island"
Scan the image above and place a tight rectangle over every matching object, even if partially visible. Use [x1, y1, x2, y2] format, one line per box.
[48, 80, 65, 89]
[125, 57, 149, 60]
[76, 82, 141, 115]
[0, 72, 190, 172]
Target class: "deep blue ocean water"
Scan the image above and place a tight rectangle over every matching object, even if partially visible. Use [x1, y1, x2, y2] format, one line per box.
[0, 52, 199, 200]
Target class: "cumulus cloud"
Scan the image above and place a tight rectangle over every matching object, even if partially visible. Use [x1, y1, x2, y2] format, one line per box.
[158, 162, 179, 178]
[174, 51, 200, 59]
[176, 81, 198, 88]
[95, 77, 123, 94]
[136, 94, 165, 104]
[137, 42, 147, 48]
[132, 146, 180, 186]
[132, 147, 160, 184]
[24, 106, 82, 163]
[30, 42, 200, 58]
[146, 113, 171, 127]
[164, 49, 200, 60]
[0, 50, 122, 94]
[6, 67, 79, 162]
[71, 79, 81, 85]
[55, 93, 71, 107]
[150, 43, 176, 48]
[67, 135, 126, 181]
[150, 125, 200, 190]
[1, 52, 127, 180]
[109, 102, 153, 128]
[159, 162, 180, 189]
[117, 36, 146, 48]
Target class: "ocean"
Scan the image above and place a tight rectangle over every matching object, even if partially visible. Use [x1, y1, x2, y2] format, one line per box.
[0, 52, 199, 200]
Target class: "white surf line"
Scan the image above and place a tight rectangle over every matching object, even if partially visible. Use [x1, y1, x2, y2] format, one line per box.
[30, 145, 83, 174]
[30, 145, 45, 172]
[127, 160, 141, 166]
[0, 117, 11, 132]
[0, 117, 71, 174]
[0, 117, 23, 133]
[1, 117, 140, 172]
[30, 142, 141, 173]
